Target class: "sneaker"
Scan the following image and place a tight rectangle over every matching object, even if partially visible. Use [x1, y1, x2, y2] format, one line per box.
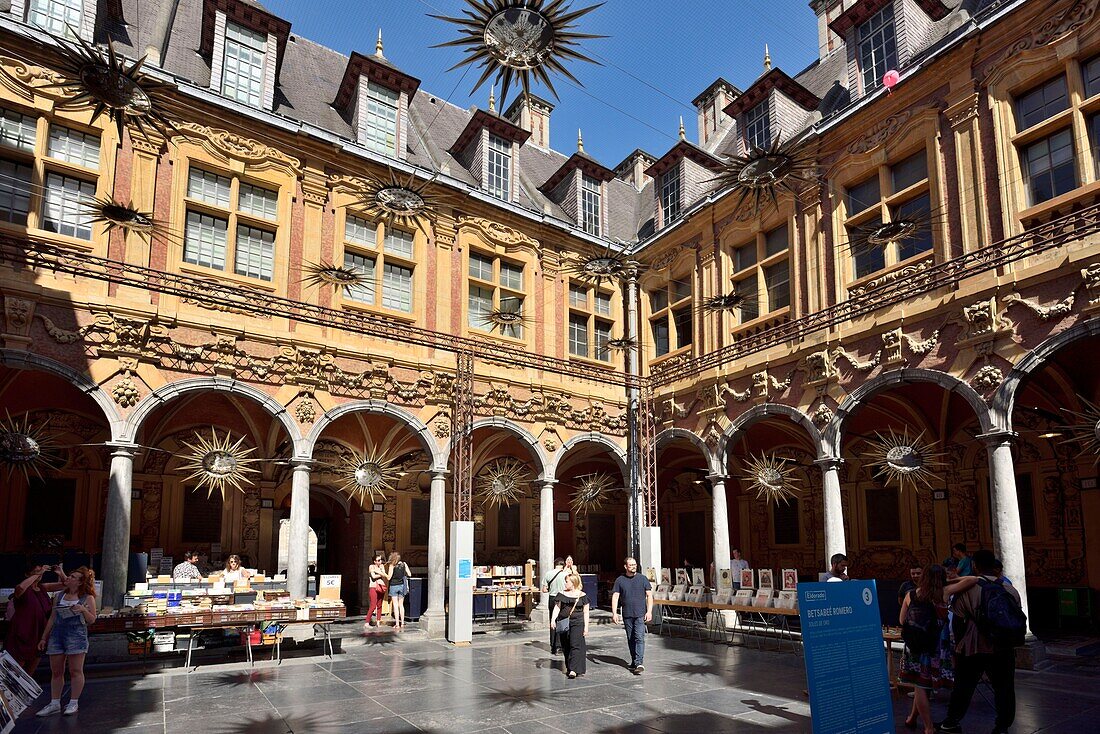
[634, 664, 645, 674]
[36, 702, 61, 717]
[567, 671, 577, 679]
[63, 701, 79, 715]
[935, 723, 962, 733]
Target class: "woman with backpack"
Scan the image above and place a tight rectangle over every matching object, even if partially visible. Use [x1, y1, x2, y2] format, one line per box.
[35, 567, 97, 717]
[898, 564, 952, 733]
[386, 552, 412, 630]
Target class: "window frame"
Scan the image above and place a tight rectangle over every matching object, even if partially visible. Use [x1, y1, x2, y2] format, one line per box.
[647, 275, 692, 360]
[338, 213, 417, 316]
[466, 248, 528, 341]
[567, 281, 616, 364]
[743, 100, 772, 151]
[856, 2, 899, 94]
[660, 167, 681, 224]
[221, 20, 268, 107]
[362, 80, 400, 156]
[728, 222, 792, 328]
[486, 133, 512, 200]
[580, 173, 602, 236]
[26, 0, 83, 39]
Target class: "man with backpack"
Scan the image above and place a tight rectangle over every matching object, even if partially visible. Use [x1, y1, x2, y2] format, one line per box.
[938, 550, 1026, 734]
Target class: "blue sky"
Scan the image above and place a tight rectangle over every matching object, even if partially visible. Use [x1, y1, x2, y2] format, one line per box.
[263, 0, 821, 166]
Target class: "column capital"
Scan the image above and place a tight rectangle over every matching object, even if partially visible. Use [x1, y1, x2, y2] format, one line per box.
[290, 457, 316, 471]
[105, 442, 141, 457]
[814, 456, 843, 470]
[706, 474, 729, 483]
[977, 430, 1017, 446]
[537, 478, 557, 489]
[431, 470, 450, 481]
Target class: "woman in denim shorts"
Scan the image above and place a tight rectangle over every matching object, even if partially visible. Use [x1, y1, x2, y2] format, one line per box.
[35, 567, 97, 717]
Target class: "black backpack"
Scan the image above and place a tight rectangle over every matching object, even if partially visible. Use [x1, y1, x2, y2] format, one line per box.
[976, 578, 1027, 648]
[902, 592, 940, 654]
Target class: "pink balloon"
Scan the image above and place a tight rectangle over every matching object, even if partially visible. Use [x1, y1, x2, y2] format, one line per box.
[883, 70, 900, 90]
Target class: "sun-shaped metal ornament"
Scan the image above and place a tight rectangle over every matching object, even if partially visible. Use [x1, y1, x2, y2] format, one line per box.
[300, 261, 371, 292]
[569, 472, 617, 515]
[597, 336, 637, 358]
[562, 246, 628, 286]
[0, 411, 61, 480]
[709, 135, 817, 215]
[478, 297, 533, 335]
[1058, 396, 1100, 463]
[864, 428, 946, 491]
[84, 196, 179, 243]
[697, 291, 747, 315]
[37, 30, 178, 140]
[336, 449, 402, 506]
[476, 457, 529, 508]
[845, 206, 938, 257]
[743, 454, 801, 506]
[431, 0, 605, 105]
[177, 428, 260, 498]
[352, 169, 455, 236]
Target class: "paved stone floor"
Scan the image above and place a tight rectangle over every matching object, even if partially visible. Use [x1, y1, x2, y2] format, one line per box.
[9, 624, 1100, 733]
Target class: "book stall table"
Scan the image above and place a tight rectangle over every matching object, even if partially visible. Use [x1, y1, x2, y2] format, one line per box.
[472, 587, 540, 625]
[652, 599, 710, 640]
[653, 599, 802, 653]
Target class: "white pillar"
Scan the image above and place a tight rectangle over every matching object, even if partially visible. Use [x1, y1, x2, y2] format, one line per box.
[981, 432, 1032, 632]
[816, 457, 846, 571]
[287, 460, 311, 599]
[709, 474, 731, 584]
[536, 479, 556, 622]
[421, 470, 448, 637]
[102, 444, 137, 608]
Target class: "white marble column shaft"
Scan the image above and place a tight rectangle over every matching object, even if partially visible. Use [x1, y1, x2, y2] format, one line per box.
[817, 457, 847, 571]
[709, 475, 731, 582]
[102, 445, 137, 608]
[287, 461, 311, 599]
[983, 432, 1032, 632]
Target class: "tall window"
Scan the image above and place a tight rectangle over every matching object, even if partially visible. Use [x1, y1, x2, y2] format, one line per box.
[468, 251, 525, 338]
[568, 282, 614, 362]
[857, 3, 898, 92]
[487, 134, 511, 200]
[1014, 75, 1076, 206]
[26, 0, 82, 38]
[843, 150, 933, 281]
[362, 81, 399, 156]
[743, 101, 771, 151]
[865, 486, 901, 542]
[660, 168, 681, 224]
[184, 167, 278, 281]
[222, 22, 267, 107]
[340, 214, 415, 313]
[772, 498, 800, 545]
[648, 278, 691, 358]
[730, 223, 791, 325]
[581, 174, 602, 236]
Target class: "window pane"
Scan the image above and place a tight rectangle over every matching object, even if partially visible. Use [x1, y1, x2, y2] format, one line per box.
[737, 276, 759, 322]
[500, 261, 523, 291]
[469, 252, 493, 280]
[487, 133, 511, 199]
[857, 4, 898, 91]
[764, 225, 788, 257]
[674, 307, 692, 349]
[238, 183, 278, 220]
[342, 250, 376, 303]
[651, 317, 670, 357]
[773, 498, 800, 545]
[384, 228, 414, 258]
[744, 101, 771, 150]
[734, 243, 757, 271]
[1022, 128, 1078, 205]
[0, 108, 37, 153]
[852, 220, 887, 278]
[382, 261, 413, 312]
[671, 279, 691, 303]
[661, 169, 681, 222]
[47, 125, 99, 169]
[363, 81, 399, 155]
[223, 22, 267, 107]
[188, 169, 231, 207]
[1092, 114, 1100, 179]
[581, 174, 601, 236]
[234, 224, 275, 281]
[594, 319, 612, 362]
[345, 214, 374, 246]
[594, 292, 612, 316]
[184, 210, 228, 270]
[1015, 75, 1069, 131]
[468, 284, 492, 328]
[1086, 56, 1100, 99]
[42, 172, 94, 239]
[847, 175, 880, 214]
[890, 151, 927, 193]
[893, 193, 934, 261]
[865, 487, 901, 542]
[499, 295, 524, 338]
[0, 158, 32, 225]
[569, 284, 588, 308]
[765, 260, 790, 311]
[569, 313, 589, 357]
[27, 0, 82, 37]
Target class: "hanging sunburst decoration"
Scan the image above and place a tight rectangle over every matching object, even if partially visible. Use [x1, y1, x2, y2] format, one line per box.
[37, 30, 178, 140]
[477, 457, 529, 508]
[0, 411, 61, 480]
[864, 428, 946, 491]
[1058, 396, 1100, 462]
[336, 449, 402, 506]
[845, 206, 938, 257]
[598, 336, 637, 357]
[570, 472, 617, 515]
[697, 291, 747, 314]
[431, 0, 605, 105]
[744, 454, 801, 506]
[300, 261, 370, 292]
[479, 298, 533, 335]
[709, 135, 817, 215]
[352, 168, 456, 236]
[177, 428, 260, 498]
[562, 246, 629, 286]
[84, 196, 178, 243]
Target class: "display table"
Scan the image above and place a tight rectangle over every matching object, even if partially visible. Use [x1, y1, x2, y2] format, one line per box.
[654, 599, 802, 653]
[472, 587, 539, 624]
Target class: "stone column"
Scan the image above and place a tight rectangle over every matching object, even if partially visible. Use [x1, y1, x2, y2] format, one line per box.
[709, 474, 731, 584]
[981, 433, 1031, 629]
[102, 444, 138, 608]
[535, 479, 556, 622]
[421, 471, 448, 637]
[287, 461, 311, 599]
[816, 457, 846, 571]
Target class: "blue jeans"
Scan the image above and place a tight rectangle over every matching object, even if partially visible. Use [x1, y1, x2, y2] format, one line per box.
[623, 616, 646, 666]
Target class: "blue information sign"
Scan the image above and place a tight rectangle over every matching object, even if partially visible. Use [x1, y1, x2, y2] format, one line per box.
[458, 559, 472, 579]
[798, 581, 893, 734]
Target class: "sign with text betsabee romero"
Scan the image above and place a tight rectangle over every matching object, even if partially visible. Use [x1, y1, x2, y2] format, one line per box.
[798, 581, 893, 734]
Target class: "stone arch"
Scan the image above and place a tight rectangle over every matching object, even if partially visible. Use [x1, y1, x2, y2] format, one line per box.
[441, 417, 550, 480]
[1, 349, 125, 441]
[305, 400, 443, 469]
[824, 368, 994, 457]
[120, 376, 304, 452]
[655, 427, 720, 475]
[991, 318, 1100, 432]
[550, 432, 629, 479]
[717, 403, 826, 466]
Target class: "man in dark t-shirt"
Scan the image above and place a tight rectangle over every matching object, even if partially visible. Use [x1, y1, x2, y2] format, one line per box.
[611, 557, 653, 673]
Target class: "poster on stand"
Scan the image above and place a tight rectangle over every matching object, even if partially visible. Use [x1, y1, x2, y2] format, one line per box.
[686, 585, 705, 602]
[757, 569, 774, 589]
[645, 568, 657, 583]
[675, 568, 690, 586]
[669, 584, 687, 601]
[691, 568, 705, 586]
[654, 584, 670, 600]
[782, 569, 798, 591]
[740, 569, 755, 590]
[798, 581, 892, 734]
[718, 568, 733, 590]
[660, 568, 672, 585]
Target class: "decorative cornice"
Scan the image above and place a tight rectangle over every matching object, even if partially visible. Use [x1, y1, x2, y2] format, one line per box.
[846, 110, 914, 155]
[458, 216, 539, 253]
[178, 122, 303, 178]
[944, 91, 980, 130]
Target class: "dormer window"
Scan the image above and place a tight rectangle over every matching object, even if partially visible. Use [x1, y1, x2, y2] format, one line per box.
[743, 101, 771, 151]
[857, 4, 898, 91]
[222, 21, 267, 107]
[661, 169, 681, 223]
[581, 174, 601, 236]
[362, 81, 399, 155]
[26, 0, 81, 36]
[487, 133, 512, 200]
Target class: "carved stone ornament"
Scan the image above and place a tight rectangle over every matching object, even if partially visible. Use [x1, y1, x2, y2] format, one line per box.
[649, 248, 679, 272]
[294, 399, 317, 425]
[178, 122, 303, 178]
[3, 297, 34, 335]
[985, 0, 1100, 81]
[834, 346, 881, 373]
[812, 402, 834, 427]
[804, 350, 836, 385]
[111, 376, 141, 408]
[847, 110, 913, 155]
[1004, 291, 1076, 321]
[971, 365, 1004, 394]
[847, 257, 933, 298]
[956, 297, 1013, 346]
[1081, 263, 1100, 311]
[883, 327, 940, 363]
[459, 216, 539, 253]
[0, 56, 68, 102]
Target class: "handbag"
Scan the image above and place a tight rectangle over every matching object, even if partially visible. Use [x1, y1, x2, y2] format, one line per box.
[554, 596, 580, 635]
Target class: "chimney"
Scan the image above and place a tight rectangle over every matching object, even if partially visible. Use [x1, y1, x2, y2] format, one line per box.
[504, 94, 554, 148]
[614, 150, 657, 192]
[810, 0, 853, 59]
[692, 78, 740, 148]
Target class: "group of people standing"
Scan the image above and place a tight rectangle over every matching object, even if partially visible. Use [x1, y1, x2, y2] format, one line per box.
[365, 551, 412, 629]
